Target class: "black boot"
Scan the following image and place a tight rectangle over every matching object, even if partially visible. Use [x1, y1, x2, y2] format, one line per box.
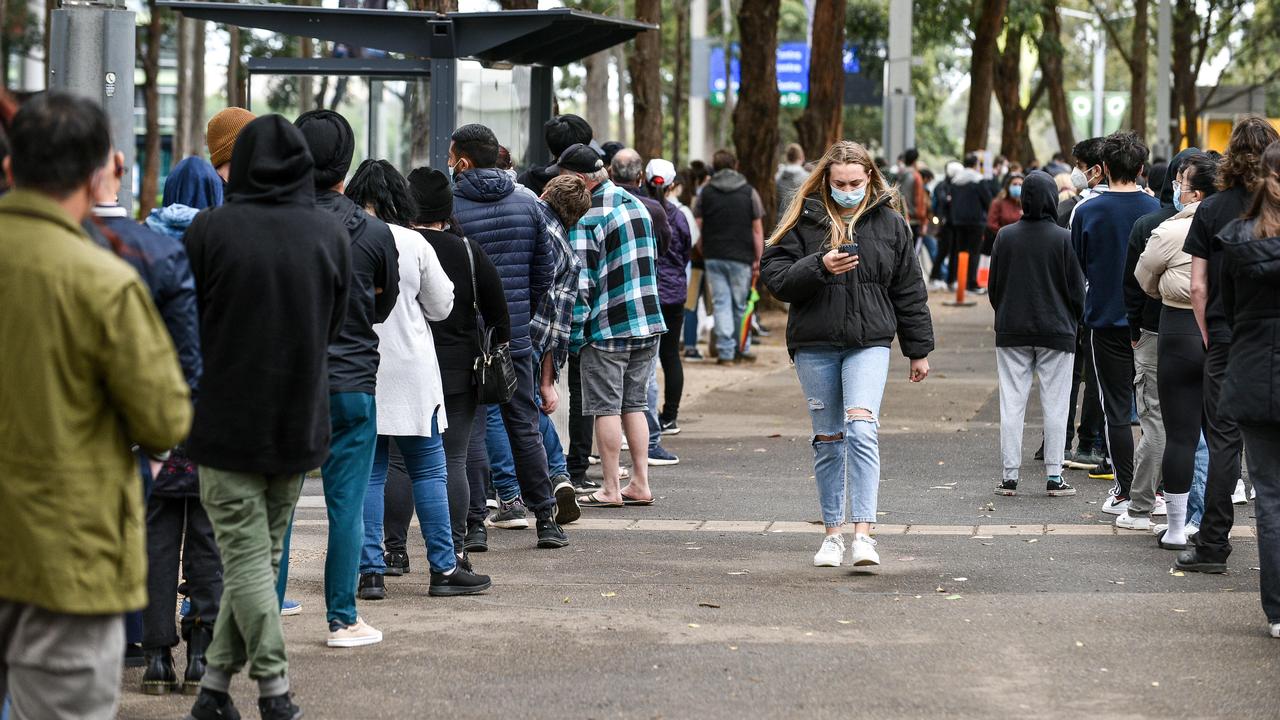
[464, 520, 488, 552]
[184, 624, 212, 695]
[258, 692, 303, 720]
[185, 688, 241, 720]
[142, 647, 179, 695]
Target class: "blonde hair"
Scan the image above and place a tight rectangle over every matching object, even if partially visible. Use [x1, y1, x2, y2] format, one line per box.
[767, 140, 900, 250]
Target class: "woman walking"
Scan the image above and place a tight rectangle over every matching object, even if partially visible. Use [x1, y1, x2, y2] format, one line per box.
[760, 141, 934, 569]
[1135, 152, 1218, 550]
[345, 160, 490, 598]
[1219, 141, 1280, 636]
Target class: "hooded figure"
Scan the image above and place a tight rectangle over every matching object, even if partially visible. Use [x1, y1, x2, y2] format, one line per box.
[183, 114, 352, 474]
[1123, 146, 1200, 341]
[988, 170, 1085, 351]
[146, 156, 224, 239]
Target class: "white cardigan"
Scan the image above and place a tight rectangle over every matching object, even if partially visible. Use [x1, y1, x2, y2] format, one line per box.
[374, 224, 455, 437]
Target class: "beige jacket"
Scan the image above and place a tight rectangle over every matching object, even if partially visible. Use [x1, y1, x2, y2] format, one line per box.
[1135, 202, 1199, 309]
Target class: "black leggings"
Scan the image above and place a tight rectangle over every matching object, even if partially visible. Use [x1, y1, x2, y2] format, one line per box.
[1157, 307, 1205, 495]
[659, 303, 685, 423]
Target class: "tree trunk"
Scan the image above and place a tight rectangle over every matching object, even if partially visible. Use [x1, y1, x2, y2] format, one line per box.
[628, 0, 662, 159]
[672, 0, 688, 167]
[190, 22, 206, 153]
[584, 50, 611, 140]
[1171, 0, 1195, 147]
[174, 17, 193, 159]
[613, 44, 628, 144]
[794, 0, 845, 161]
[717, 0, 734, 150]
[732, 0, 780, 223]
[963, 0, 1007, 154]
[498, 0, 537, 8]
[227, 24, 243, 108]
[993, 27, 1035, 163]
[42, 0, 53, 79]
[1038, 0, 1075, 157]
[1129, 0, 1148, 136]
[139, 0, 163, 219]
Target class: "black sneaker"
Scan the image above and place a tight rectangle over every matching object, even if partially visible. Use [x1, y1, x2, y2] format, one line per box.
[660, 418, 681, 435]
[553, 479, 582, 525]
[1088, 460, 1116, 480]
[383, 550, 409, 576]
[1033, 443, 1044, 461]
[994, 479, 1018, 496]
[456, 551, 474, 574]
[683, 347, 704, 361]
[572, 476, 602, 494]
[258, 692, 302, 720]
[125, 642, 146, 668]
[464, 521, 488, 552]
[1046, 477, 1076, 497]
[429, 565, 493, 596]
[185, 688, 241, 720]
[536, 516, 569, 549]
[1174, 547, 1228, 574]
[357, 573, 385, 600]
[142, 648, 179, 695]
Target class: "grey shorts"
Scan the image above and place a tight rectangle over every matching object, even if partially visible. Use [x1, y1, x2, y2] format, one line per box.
[579, 343, 658, 416]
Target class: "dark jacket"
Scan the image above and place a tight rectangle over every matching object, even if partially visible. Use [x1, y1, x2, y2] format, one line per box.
[184, 115, 351, 475]
[452, 168, 555, 359]
[1183, 185, 1252, 345]
[656, 194, 693, 306]
[316, 190, 400, 394]
[1073, 190, 1161, 329]
[516, 163, 558, 197]
[696, 169, 762, 264]
[420, 225, 511, 390]
[987, 172, 1085, 352]
[761, 193, 934, 359]
[944, 168, 992, 227]
[617, 181, 671, 256]
[1220, 221, 1280, 426]
[1124, 148, 1198, 341]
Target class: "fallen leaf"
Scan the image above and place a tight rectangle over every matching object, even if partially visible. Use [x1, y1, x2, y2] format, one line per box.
[1026, 539, 1038, 544]
[729, 646, 739, 650]
[1076, 641, 1085, 647]
[1169, 569, 1186, 577]
[936, 586, 946, 593]
[972, 535, 994, 540]
[945, 594, 963, 600]
[804, 632, 814, 637]
[685, 547, 704, 551]
[601, 592, 617, 598]
[1151, 682, 1160, 688]
[727, 571, 750, 576]
[837, 620, 852, 625]
[753, 448, 768, 453]
[929, 486, 954, 490]
[698, 602, 721, 609]
[952, 577, 968, 582]
[898, 556, 916, 562]
[767, 433, 781, 438]
[1173, 609, 1187, 613]
[687, 623, 701, 628]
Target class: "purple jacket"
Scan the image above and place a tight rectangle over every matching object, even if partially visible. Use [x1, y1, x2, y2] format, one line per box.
[656, 196, 692, 305]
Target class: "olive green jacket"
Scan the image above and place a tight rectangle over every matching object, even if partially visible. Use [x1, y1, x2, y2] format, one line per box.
[0, 190, 192, 615]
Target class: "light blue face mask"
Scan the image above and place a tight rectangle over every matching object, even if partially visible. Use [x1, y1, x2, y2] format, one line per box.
[1010, 184, 1022, 199]
[1172, 180, 1185, 212]
[830, 185, 866, 209]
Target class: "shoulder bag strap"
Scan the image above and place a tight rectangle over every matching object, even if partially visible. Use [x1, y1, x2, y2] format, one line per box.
[461, 235, 491, 354]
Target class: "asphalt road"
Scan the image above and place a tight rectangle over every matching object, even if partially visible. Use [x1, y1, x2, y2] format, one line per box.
[120, 297, 1275, 720]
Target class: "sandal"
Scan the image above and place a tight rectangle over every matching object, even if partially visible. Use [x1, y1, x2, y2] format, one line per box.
[620, 491, 654, 506]
[578, 492, 623, 508]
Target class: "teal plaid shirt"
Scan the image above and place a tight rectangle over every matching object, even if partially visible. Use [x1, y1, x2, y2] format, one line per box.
[570, 180, 667, 352]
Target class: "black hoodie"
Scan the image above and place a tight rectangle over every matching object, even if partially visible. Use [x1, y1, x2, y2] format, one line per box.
[988, 171, 1085, 351]
[1220, 220, 1280, 425]
[1123, 147, 1199, 340]
[184, 115, 351, 474]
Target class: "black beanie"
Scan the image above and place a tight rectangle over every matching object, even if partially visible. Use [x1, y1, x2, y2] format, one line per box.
[294, 109, 354, 189]
[408, 167, 453, 224]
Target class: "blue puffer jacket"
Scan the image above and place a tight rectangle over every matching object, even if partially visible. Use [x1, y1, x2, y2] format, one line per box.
[453, 168, 555, 358]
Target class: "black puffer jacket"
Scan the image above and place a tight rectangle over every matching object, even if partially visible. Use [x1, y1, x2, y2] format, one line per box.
[761, 193, 934, 359]
[1220, 220, 1280, 426]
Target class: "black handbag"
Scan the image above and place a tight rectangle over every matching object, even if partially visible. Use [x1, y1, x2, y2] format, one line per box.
[463, 237, 517, 405]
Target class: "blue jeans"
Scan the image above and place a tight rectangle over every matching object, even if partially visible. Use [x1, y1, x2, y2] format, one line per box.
[321, 392, 378, 626]
[646, 353, 661, 450]
[485, 405, 522, 502]
[362, 424, 455, 575]
[1189, 433, 1209, 526]
[794, 346, 892, 526]
[704, 258, 752, 360]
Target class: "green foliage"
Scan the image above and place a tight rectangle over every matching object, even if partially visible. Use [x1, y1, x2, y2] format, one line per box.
[3, 2, 42, 57]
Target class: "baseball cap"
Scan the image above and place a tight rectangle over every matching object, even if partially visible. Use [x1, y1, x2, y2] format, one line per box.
[645, 158, 676, 186]
[548, 142, 604, 175]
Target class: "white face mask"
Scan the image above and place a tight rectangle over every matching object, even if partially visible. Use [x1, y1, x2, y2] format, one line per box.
[1070, 167, 1089, 192]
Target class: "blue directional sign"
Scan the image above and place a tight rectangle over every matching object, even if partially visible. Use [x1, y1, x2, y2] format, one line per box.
[710, 42, 859, 108]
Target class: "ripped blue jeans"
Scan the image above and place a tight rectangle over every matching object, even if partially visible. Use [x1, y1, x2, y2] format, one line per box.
[793, 346, 892, 526]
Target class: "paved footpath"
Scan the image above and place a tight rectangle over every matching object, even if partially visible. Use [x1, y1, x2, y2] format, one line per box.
[121, 298, 1277, 720]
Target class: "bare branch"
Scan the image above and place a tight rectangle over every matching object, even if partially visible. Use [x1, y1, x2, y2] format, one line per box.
[1086, 0, 1135, 70]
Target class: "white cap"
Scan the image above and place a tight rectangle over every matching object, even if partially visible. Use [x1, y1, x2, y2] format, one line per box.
[645, 158, 677, 186]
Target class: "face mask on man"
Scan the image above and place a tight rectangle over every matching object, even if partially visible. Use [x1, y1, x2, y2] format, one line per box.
[1172, 180, 1187, 212]
[830, 185, 866, 209]
[1070, 167, 1088, 191]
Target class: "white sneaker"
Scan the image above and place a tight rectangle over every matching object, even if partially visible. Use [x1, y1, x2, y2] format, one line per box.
[813, 534, 845, 567]
[1185, 522, 1200, 539]
[1270, 623, 1280, 639]
[1251, 486, 1256, 501]
[327, 617, 383, 648]
[929, 279, 948, 292]
[1232, 479, 1248, 505]
[1101, 495, 1130, 516]
[849, 533, 880, 567]
[1152, 495, 1166, 516]
[1115, 510, 1151, 531]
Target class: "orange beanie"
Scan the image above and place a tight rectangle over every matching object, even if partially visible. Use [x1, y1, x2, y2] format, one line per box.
[206, 107, 256, 168]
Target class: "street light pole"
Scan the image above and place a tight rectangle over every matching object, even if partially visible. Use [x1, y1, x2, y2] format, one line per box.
[1155, 0, 1172, 157]
[882, 0, 913, 160]
[689, 0, 708, 163]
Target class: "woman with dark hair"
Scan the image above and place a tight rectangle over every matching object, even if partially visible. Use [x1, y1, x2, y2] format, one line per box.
[985, 172, 1024, 253]
[760, 140, 934, 569]
[1219, 140, 1280, 636]
[1136, 152, 1219, 549]
[344, 159, 491, 599]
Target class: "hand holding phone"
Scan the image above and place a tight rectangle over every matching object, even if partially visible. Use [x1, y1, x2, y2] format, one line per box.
[838, 242, 860, 257]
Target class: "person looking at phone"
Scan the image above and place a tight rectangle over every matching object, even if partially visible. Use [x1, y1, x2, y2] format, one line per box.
[760, 140, 934, 570]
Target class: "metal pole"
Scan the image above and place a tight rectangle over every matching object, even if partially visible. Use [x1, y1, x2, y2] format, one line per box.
[1155, 0, 1172, 157]
[688, 0, 707, 163]
[428, 58, 456, 173]
[49, 2, 137, 213]
[368, 79, 381, 162]
[882, 0, 913, 160]
[1092, 20, 1105, 137]
[526, 65, 553, 168]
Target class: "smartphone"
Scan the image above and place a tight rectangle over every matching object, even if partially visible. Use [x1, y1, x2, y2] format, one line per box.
[838, 242, 860, 256]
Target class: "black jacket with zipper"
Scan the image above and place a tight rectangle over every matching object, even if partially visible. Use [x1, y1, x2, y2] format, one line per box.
[761, 193, 934, 359]
[1220, 219, 1280, 426]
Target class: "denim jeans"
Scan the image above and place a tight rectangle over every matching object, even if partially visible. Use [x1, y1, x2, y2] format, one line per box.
[321, 392, 378, 627]
[1188, 433, 1209, 526]
[362, 423, 455, 575]
[793, 346, 892, 526]
[646, 354, 661, 451]
[704, 258, 752, 360]
[485, 405, 522, 502]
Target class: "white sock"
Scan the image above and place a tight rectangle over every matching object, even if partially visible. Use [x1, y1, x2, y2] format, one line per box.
[1164, 492, 1189, 545]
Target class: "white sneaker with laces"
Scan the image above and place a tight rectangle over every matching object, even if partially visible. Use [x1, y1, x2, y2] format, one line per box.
[327, 617, 382, 648]
[1152, 495, 1167, 516]
[1115, 510, 1151, 531]
[1102, 495, 1130, 516]
[1270, 623, 1280, 639]
[813, 534, 845, 567]
[1232, 479, 1248, 505]
[849, 533, 880, 567]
